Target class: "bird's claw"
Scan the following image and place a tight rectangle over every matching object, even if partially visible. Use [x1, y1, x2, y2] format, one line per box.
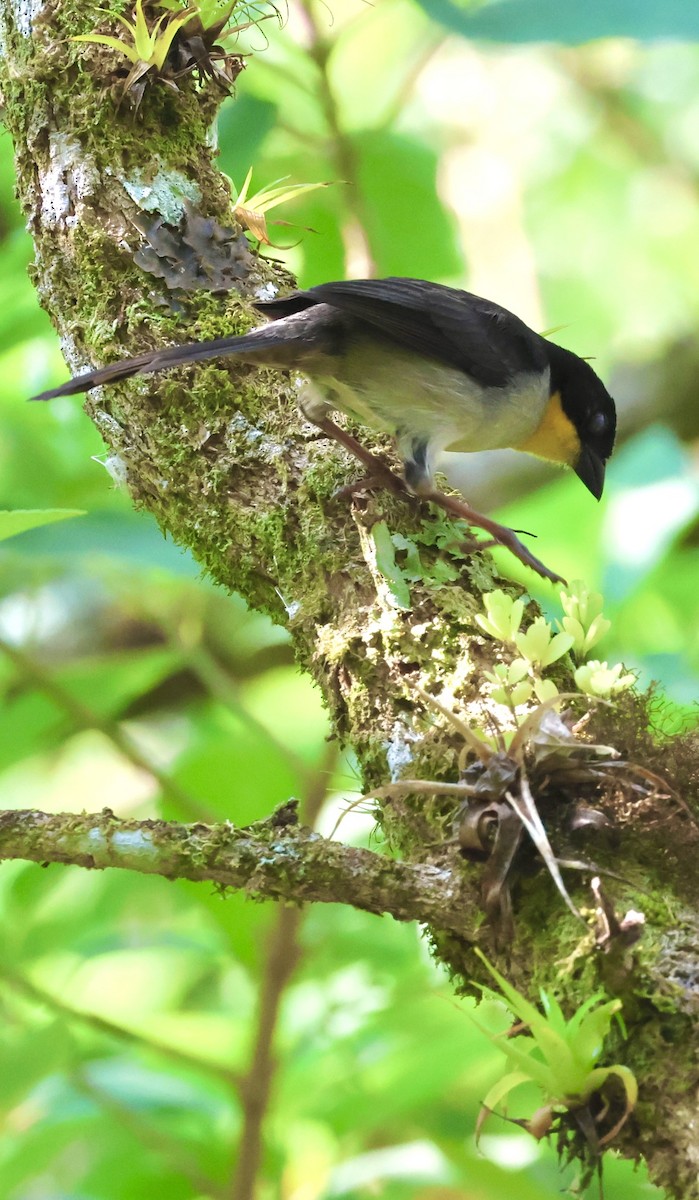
[333, 471, 408, 503]
[421, 487, 566, 584]
[313, 417, 566, 584]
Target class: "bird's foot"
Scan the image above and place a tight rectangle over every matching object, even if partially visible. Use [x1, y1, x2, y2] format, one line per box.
[334, 473, 407, 502]
[420, 486, 567, 585]
[312, 417, 564, 583]
[312, 416, 408, 498]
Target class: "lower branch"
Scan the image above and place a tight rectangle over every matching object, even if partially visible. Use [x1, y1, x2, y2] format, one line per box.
[0, 807, 479, 937]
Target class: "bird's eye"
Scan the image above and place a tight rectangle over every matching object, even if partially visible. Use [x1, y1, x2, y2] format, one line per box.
[588, 411, 608, 434]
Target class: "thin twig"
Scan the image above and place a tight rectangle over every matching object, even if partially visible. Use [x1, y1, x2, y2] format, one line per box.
[297, 0, 376, 274]
[74, 1068, 228, 1199]
[379, 33, 447, 129]
[0, 635, 210, 822]
[168, 625, 316, 789]
[0, 964, 240, 1087]
[229, 744, 336, 1200]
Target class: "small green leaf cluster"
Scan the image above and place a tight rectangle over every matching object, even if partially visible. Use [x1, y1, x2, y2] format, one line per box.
[559, 586, 611, 659]
[371, 521, 412, 609]
[73, 1, 196, 73]
[574, 659, 636, 697]
[370, 518, 466, 610]
[70, 0, 269, 101]
[477, 582, 634, 708]
[474, 949, 637, 1138]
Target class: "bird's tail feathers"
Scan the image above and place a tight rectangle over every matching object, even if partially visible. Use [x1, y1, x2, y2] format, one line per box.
[30, 315, 331, 402]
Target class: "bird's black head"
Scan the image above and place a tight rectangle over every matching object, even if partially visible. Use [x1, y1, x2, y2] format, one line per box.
[549, 344, 617, 501]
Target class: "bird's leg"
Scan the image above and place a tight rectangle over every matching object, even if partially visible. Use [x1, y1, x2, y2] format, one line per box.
[311, 415, 409, 498]
[312, 417, 565, 584]
[418, 485, 567, 585]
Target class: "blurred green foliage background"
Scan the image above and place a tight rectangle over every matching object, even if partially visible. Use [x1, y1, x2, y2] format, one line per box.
[0, 0, 696, 1195]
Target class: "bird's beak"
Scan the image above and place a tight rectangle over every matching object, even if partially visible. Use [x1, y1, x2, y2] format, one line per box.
[575, 445, 606, 500]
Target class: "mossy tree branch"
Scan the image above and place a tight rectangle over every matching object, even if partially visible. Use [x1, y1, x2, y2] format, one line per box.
[0, 806, 481, 934]
[1, 5, 699, 1198]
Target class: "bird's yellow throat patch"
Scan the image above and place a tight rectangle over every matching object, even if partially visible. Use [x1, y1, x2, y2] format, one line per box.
[519, 390, 581, 465]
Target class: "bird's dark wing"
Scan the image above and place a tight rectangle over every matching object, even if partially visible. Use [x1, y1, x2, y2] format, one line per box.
[256, 277, 549, 388]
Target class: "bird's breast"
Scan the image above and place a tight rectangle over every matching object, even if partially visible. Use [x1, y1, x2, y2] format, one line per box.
[307, 338, 551, 456]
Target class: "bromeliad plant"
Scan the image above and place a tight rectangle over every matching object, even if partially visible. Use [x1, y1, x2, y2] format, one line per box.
[337, 581, 667, 939]
[73, 0, 200, 102]
[71, 0, 278, 104]
[231, 168, 333, 245]
[74, 1, 192, 69]
[341, 682, 630, 939]
[473, 949, 638, 1182]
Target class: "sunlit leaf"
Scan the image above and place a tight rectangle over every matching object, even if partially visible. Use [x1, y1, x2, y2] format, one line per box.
[0, 508, 85, 542]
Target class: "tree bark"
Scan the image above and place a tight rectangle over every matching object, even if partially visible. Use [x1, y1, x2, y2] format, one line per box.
[0, 805, 483, 932]
[1, 6, 698, 1198]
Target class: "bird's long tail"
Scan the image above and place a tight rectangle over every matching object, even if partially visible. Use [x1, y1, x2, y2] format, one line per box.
[30, 309, 334, 402]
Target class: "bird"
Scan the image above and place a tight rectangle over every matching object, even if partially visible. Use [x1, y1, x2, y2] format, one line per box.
[31, 277, 616, 583]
